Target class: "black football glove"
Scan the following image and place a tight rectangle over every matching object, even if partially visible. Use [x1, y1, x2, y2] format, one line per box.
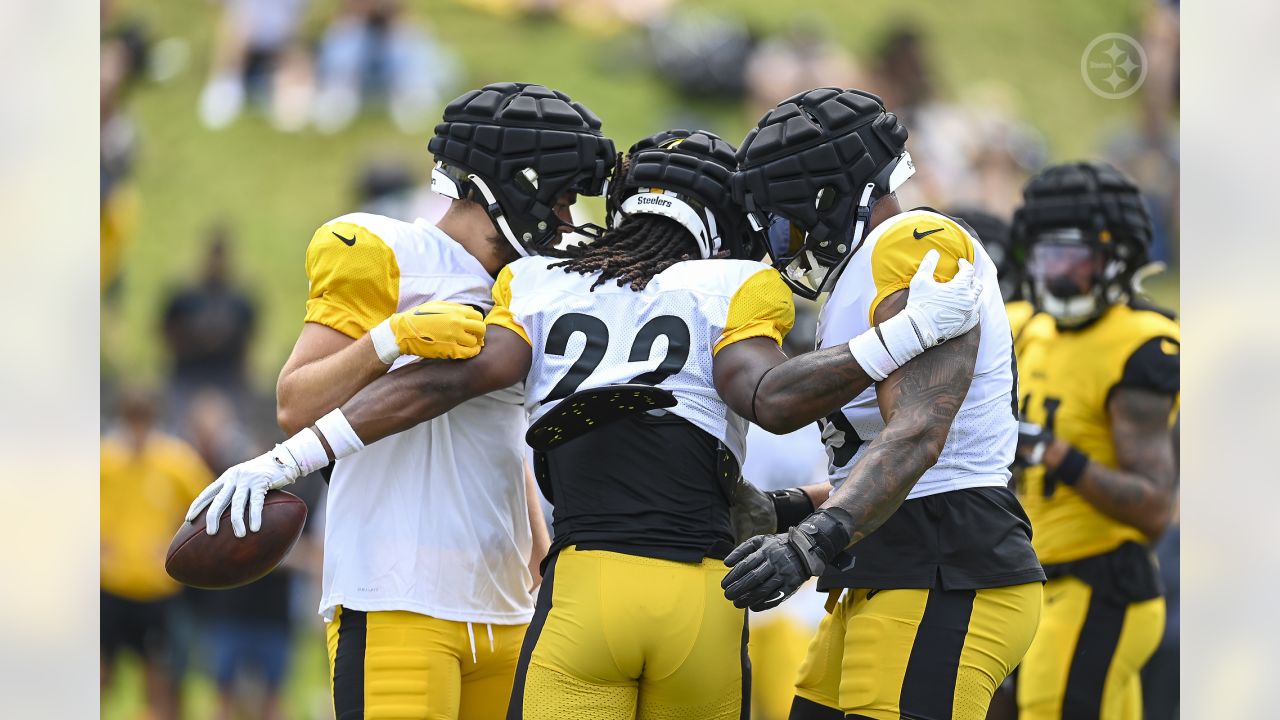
[1014, 420, 1053, 469]
[721, 508, 853, 611]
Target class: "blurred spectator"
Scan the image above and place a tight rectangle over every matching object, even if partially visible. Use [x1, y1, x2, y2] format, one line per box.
[185, 390, 293, 720]
[199, 0, 311, 130]
[648, 10, 757, 100]
[101, 23, 148, 298]
[312, 0, 460, 134]
[350, 156, 452, 224]
[101, 388, 213, 720]
[745, 20, 862, 120]
[1102, 0, 1180, 265]
[162, 226, 258, 425]
[867, 24, 1044, 214]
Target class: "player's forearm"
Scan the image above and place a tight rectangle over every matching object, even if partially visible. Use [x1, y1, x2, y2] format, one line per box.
[277, 334, 388, 434]
[753, 345, 877, 434]
[333, 359, 478, 446]
[822, 328, 978, 547]
[1074, 462, 1174, 539]
[822, 417, 948, 545]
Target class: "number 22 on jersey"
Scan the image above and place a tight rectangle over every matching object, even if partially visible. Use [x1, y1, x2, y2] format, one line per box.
[540, 313, 692, 404]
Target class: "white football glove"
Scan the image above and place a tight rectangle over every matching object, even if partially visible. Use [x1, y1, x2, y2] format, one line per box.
[184, 428, 328, 538]
[848, 249, 983, 381]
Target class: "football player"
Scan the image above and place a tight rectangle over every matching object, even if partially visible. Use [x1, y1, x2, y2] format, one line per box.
[1009, 162, 1177, 720]
[196, 128, 983, 719]
[187, 82, 615, 720]
[717, 88, 1047, 720]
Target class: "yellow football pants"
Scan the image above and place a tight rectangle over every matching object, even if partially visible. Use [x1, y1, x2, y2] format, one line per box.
[792, 583, 1042, 720]
[1017, 576, 1165, 720]
[509, 546, 749, 720]
[327, 606, 527, 720]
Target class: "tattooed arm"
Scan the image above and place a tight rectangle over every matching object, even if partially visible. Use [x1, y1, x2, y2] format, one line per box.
[820, 290, 979, 543]
[1043, 387, 1177, 539]
[721, 289, 980, 611]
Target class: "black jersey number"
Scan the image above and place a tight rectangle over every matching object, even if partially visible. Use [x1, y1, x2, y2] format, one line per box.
[540, 313, 692, 404]
[819, 410, 864, 468]
[1020, 394, 1064, 498]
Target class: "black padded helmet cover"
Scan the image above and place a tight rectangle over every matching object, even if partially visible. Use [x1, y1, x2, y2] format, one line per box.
[1012, 161, 1153, 323]
[732, 88, 913, 297]
[428, 82, 616, 255]
[609, 129, 765, 261]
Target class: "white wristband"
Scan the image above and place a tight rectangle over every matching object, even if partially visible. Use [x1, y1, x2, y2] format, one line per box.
[278, 428, 331, 477]
[847, 312, 927, 382]
[315, 408, 366, 460]
[370, 318, 400, 365]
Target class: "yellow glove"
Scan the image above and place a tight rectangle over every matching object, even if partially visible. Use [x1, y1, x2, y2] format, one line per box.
[369, 301, 486, 362]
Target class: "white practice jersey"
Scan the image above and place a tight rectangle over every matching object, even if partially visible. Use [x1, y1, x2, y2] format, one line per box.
[817, 209, 1017, 500]
[487, 256, 796, 464]
[303, 212, 532, 624]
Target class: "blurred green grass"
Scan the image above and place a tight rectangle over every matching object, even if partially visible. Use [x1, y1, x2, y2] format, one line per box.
[109, 0, 1157, 388]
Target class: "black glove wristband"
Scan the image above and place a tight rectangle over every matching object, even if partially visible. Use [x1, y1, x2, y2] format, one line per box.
[768, 488, 816, 533]
[1048, 447, 1089, 487]
[792, 507, 855, 569]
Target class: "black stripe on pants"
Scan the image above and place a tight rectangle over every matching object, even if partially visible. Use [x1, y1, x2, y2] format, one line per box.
[1062, 594, 1125, 719]
[506, 552, 559, 720]
[739, 613, 752, 720]
[900, 588, 977, 720]
[790, 695, 843, 719]
[332, 608, 367, 720]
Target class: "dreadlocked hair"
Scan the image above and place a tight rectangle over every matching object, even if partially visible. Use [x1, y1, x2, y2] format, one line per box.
[548, 214, 711, 291]
[546, 151, 723, 290]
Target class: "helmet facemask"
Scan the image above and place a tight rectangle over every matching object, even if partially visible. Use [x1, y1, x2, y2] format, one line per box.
[734, 88, 914, 300]
[746, 150, 915, 299]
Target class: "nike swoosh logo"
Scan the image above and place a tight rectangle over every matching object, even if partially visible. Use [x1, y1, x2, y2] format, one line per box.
[413, 310, 445, 316]
[913, 227, 943, 240]
[333, 231, 356, 246]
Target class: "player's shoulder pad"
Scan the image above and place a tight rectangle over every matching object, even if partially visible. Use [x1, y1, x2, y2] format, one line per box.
[304, 212, 402, 338]
[866, 210, 976, 322]
[871, 209, 977, 277]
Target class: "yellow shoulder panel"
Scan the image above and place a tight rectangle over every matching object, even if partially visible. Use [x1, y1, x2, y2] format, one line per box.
[714, 267, 796, 355]
[867, 213, 975, 324]
[304, 220, 401, 338]
[485, 264, 531, 346]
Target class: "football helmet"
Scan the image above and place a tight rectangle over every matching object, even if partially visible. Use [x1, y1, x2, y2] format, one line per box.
[608, 129, 765, 261]
[428, 82, 616, 256]
[732, 88, 915, 299]
[1012, 161, 1152, 327]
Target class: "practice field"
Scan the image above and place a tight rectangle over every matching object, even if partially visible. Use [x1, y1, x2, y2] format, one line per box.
[102, 1, 1172, 717]
[107, 0, 1158, 389]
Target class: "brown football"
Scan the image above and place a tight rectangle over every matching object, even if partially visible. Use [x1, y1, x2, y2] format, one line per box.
[165, 490, 308, 590]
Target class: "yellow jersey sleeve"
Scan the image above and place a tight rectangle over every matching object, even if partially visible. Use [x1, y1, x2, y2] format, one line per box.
[303, 220, 401, 338]
[867, 215, 975, 324]
[714, 268, 796, 355]
[485, 264, 531, 345]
